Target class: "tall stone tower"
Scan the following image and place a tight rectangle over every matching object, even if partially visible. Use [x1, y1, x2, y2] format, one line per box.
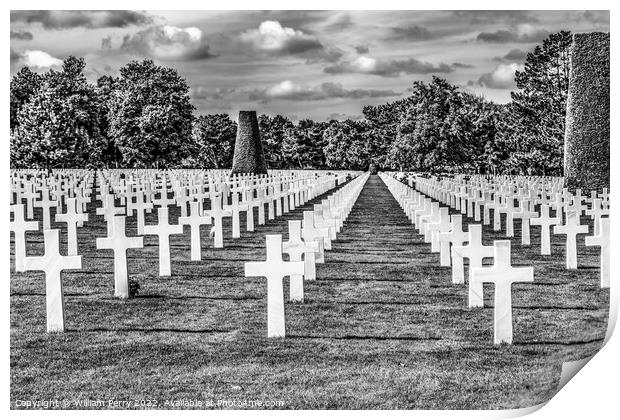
[231, 110, 268, 175]
[564, 32, 610, 191]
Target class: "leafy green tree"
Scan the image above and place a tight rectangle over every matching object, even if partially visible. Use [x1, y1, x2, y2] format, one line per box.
[387, 77, 505, 174]
[106, 60, 195, 168]
[447, 93, 504, 174]
[323, 119, 372, 170]
[505, 30, 572, 175]
[363, 99, 410, 169]
[189, 114, 237, 168]
[259, 114, 294, 169]
[11, 56, 105, 168]
[282, 119, 327, 168]
[10, 66, 42, 131]
[96, 75, 122, 167]
[390, 77, 461, 172]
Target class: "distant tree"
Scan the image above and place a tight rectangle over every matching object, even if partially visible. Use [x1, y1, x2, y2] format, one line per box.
[259, 114, 294, 169]
[390, 77, 461, 172]
[323, 119, 371, 170]
[11, 56, 105, 168]
[447, 93, 504, 174]
[189, 114, 237, 168]
[107, 60, 195, 168]
[95, 74, 122, 167]
[282, 119, 326, 168]
[363, 99, 410, 169]
[10, 67, 42, 131]
[388, 77, 506, 174]
[505, 30, 572, 175]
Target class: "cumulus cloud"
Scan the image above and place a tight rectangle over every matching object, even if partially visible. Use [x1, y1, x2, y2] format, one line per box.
[12, 49, 63, 70]
[387, 25, 435, 41]
[239, 20, 324, 55]
[10, 30, 33, 40]
[477, 25, 549, 43]
[493, 48, 528, 62]
[11, 10, 152, 30]
[323, 56, 457, 77]
[121, 25, 216, 61]
[473, 63, 523, 89]
[249, 80, 400, 102]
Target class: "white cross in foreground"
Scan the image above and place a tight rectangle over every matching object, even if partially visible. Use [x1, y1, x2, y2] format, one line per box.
[96, 215, 144, 298]
[23, 229, 82, 332]
[585, 218, 610, 288]
[245, 235, 305, 338]
[471, 240, 533, 345]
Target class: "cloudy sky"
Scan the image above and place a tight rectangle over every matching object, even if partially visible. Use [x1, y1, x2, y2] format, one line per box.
[10, 10, 609, 121]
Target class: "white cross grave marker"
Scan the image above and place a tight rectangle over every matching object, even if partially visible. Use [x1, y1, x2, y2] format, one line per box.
[96, 215, 144, 298]
[97, 195, 125, 236]
[302, 211, 330, 263]
[585, 217, 610, 288]
[179, 201, 211, 261]
[245, 235, 305, 338]
[23, 229, 82, 332]
[512, 199, 538, 246]
[205, 194, 231, 248]
[452, 224, 495, 307]
[10, 204, 39, 272]
[55, 197, 88, 256]
[530, 204, 560, 255]
[283, 220, 319, 301]
[471, 240, 533, 345]
[553, 210, 588, 269]
[144, 207, 183, 276]
[34, 187, 55, 230]
[437, 215, 468, 267]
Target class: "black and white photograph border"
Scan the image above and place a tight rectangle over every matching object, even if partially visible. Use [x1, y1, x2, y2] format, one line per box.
[4, 0, 619, 417]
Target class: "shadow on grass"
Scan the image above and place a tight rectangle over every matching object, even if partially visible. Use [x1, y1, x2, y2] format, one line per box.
[288, 333, 442, 341]
[67, 326, 234, 334]
[136, 294, 260, 301]
[512, 337, 604, 346]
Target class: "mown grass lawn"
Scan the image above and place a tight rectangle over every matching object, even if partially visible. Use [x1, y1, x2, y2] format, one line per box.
[10, 175, 608, 409]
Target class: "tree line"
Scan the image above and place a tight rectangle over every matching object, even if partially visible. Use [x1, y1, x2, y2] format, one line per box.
[10, 31, 572, 175]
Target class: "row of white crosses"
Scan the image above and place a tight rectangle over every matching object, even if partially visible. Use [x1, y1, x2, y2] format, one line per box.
[412, 173, 610, 287]
[245, 173, 370, 338]
[383, 173, 536, 345]
[92, 169, 352, 286]
[10, 169, 358, 332]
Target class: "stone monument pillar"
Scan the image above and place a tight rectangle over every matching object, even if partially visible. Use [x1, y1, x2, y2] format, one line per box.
[231, 110, 268, 175]
[564, 32, 610, 191]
